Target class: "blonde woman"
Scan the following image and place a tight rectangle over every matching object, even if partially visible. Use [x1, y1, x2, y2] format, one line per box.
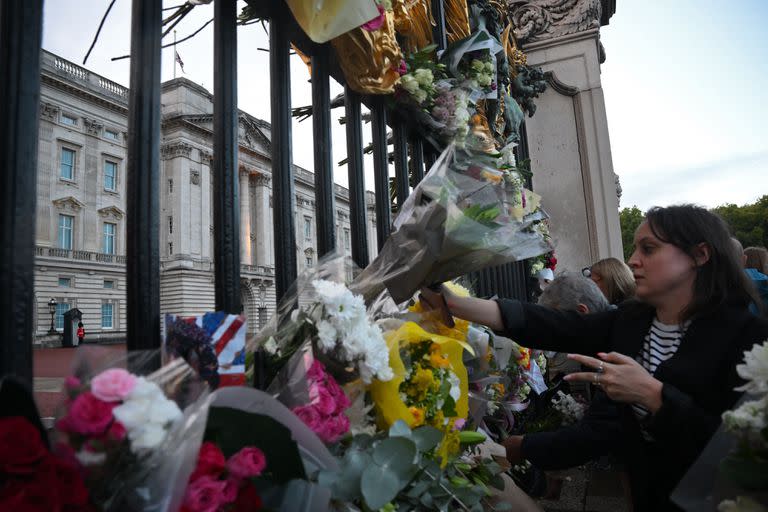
[582, 257, 636, 305]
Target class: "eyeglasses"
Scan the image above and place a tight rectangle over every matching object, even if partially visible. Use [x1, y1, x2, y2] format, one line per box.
[581, 267, 592, 278]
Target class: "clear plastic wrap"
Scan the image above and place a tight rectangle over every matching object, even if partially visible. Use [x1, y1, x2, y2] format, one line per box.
[54, 347, 212, 512]
[284, 0, 380, 43]
[351, 143, 553, 304]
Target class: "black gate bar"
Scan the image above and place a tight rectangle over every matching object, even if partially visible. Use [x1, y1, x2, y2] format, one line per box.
[213, 0, 241, 314]
[370, 99, 391, 250]
[0, 0, 44, 384]
[410, 136, 425, 184]
[393, 119, 409, 207]
[126, 0, 162, 358]
[431, 0, 448, 51]
[344, 86, 369, 268]
[270, 16, 298, 301]
[311, 45, 336, 257]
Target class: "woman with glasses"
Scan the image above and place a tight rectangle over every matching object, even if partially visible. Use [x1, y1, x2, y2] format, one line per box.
[420, 204, 768, 511]
[582, 257, 636, 305]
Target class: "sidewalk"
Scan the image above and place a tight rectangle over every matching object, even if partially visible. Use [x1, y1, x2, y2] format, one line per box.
[33, 343, 126, 420]
[538, 465, 630, 512]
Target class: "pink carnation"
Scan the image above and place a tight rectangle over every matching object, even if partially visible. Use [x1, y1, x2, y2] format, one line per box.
[293, 404, 323, 433]
[226, 447, 267, 480]
[183, 475, 232, 512]
[60, 392, 116, 435]
[90, 368, 137, 402]
[309, 385, 337, 416]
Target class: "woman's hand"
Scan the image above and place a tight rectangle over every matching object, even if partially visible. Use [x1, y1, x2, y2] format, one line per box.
[419, 284, 505, 331]
[502, 435, 525, 465]
[418, 285, 455, 327]
[564, 352, 663, 413]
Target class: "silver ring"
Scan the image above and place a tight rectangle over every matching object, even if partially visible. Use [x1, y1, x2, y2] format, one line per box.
[597, 362, 605, 374]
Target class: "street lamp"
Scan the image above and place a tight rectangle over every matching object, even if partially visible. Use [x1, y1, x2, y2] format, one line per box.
[48, 298, 58, 334]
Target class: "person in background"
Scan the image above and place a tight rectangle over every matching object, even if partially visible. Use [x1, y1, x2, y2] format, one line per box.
[582, 257, 636, 305]
[744, 246, 768, 314]
[76, 321, 85, 346]
[421, 205, 768, 511]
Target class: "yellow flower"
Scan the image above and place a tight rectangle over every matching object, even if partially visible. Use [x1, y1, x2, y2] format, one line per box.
[413, 367, 437, 394]
[409, 407, 425, 427]
[432, 410, 445, 428]
[436, 419, 460, 468]
[429, 344, 451, 369]
[492, 382, 506, 395]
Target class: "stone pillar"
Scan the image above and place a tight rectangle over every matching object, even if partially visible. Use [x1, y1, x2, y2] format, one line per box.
[239, 166, 252, 265]
[511, 0, 622, 271]
[252, 174, 272, 267]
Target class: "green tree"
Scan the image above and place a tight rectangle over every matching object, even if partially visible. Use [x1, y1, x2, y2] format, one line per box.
[619, 206, 644, 261]
[713, 195, 768, 249]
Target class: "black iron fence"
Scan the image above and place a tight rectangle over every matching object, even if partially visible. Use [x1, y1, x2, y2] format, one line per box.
[0, 0, 529, 386]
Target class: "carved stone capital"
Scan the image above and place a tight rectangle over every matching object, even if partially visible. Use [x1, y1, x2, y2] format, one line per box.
[200, 150, 213, 164]
[160, 141, 194, 160]
[614, 172, 622, 207]
[40, 102, 60, 122]
[83, 117, 103, 136]
[509, 0, 602, 44]
[253, 174, 271, 187]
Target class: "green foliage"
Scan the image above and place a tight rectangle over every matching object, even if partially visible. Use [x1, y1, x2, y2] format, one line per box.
[712, 195, 768, 249]
[319, 421, 509, 511]
[619, 206, 644, 261]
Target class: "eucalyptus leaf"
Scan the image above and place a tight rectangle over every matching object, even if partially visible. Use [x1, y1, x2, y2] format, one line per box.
[389, 420, 413, 439]
[406, 479, 431, 498]
[361, 464, 402, 510]
[334, 449, 372, 501]
[373, 437, 418, 474]
[412, 426, 443, 452]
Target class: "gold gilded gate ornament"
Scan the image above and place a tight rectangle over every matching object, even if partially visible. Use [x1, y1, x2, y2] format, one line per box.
[331, 11, 403, 95]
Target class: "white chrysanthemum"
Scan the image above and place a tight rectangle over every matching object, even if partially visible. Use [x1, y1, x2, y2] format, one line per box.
[316, 320, 338, 351]
[448, 372, 461, 402]
[128, 423, 168, 451]
[735, 341, 768, 394]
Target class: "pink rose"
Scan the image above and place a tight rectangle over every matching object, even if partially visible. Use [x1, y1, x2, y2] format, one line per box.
[90, 368, 137, 402]
[60, 392, 115, 435]
[183, 475, 230, 512]
[226, 447, 267, 480]
[361, 4, 386, 32]
[293, 404, 323, 434]
[310, 385, 337, 416]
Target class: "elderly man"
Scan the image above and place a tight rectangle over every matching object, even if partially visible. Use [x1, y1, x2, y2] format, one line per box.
[504, 272, 624, 472]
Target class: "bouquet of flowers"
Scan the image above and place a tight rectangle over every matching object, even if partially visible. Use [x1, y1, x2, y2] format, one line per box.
[719, 340, 768, 491]
[351, 143, 552, 305]
[54, 350, 211, 511]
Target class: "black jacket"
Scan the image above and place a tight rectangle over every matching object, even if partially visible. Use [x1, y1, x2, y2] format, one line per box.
[496, 299, 768, 511]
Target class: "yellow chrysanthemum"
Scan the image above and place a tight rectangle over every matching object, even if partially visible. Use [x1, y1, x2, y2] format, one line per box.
[436, 419, 461, 468]
[429, 344, 451, 368]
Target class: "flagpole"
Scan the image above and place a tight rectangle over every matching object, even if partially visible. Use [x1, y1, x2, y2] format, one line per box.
[173, 30, 177, 79]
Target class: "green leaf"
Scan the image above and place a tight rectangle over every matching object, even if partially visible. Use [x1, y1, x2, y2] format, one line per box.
[373, 437, 418, 473]
[361, 464, 403, 510]
[333, 449, 372, 501]
[389, 420, 413, 439]
[412, 426, 443, 452]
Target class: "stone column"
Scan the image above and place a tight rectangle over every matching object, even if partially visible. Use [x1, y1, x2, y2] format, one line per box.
[239, 166, 252, 265]
[252, 174, 272, 267]
[510, 0, 622, 270]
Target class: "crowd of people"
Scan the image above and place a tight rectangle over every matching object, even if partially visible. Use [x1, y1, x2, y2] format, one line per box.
[421, 204, 768, 511]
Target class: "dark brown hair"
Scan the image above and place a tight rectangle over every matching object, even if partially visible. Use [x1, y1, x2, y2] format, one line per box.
[645, 205, 762, 320]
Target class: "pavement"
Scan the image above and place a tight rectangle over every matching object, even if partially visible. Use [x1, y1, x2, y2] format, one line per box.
[33, 343, 126, 420]
[538, 464, 631, 512]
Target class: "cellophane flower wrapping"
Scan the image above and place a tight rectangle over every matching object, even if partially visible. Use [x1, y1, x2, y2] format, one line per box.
[350, 142, 553, 304]
[247, 253, 392, 443]
[54, 347, 212, 511]
[163, 312, 248, 388]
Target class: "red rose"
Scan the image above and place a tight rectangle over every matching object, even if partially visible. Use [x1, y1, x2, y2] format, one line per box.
[60, 392, 116, 436]
[48, 453, 90, 507]
[183, 475, 230, 512]
[0, 417, 47, 475]
[231, 482, 263, 512]
[189, 442, 226, 482]
[0, 476, 59, 510]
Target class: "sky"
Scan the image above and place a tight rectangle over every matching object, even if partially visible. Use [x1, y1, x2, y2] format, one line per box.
[41, 0, 768, 211]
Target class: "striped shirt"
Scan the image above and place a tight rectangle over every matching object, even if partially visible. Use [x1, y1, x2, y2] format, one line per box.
[632, 318, 688, 431]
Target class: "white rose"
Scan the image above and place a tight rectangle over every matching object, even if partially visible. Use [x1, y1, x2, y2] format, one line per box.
[413, 88, 428, 105]
[128, 377, 164, 400]
[477, 74, 492, 87]
[147, 396, 182, 425]
[128, 423, 168, 452]
[400, 74, 420, 95]
[413, 68, 434, 87]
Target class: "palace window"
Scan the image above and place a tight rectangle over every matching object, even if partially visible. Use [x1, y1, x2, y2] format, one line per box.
[104, 129, 119, 141]
[58, 214, 73, 250]
[55, 302, 70, 330]
[103, 280, 114, 289]
[61, 113, 78, 126]
[104, 161, 117, 191]
[101, 303, 114, 329]
[103, 222, 116, 255]
[58, 277, 71, 288]
[60, 147, 75, 180]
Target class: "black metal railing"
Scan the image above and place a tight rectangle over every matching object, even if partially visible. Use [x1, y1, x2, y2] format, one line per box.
[0, 0, 530, 386]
